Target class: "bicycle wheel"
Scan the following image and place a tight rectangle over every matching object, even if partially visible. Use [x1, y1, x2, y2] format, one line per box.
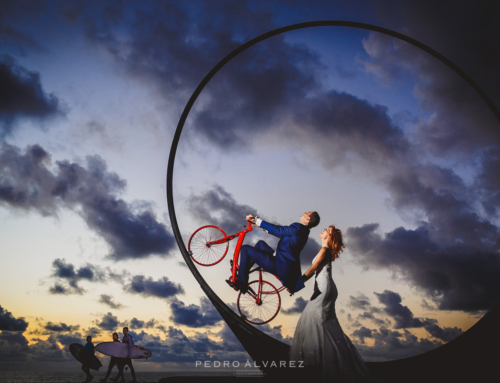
[237, 280, 281, 325]
[188, 225, 229, 266]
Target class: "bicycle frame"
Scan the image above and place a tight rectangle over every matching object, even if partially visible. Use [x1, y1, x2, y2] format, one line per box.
[206, 221, 286, 295]
[189, 221, 286, 324]
[205, 220, 253, 283]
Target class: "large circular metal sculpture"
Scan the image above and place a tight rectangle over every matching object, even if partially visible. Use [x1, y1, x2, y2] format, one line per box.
[167, 21, 500, 381]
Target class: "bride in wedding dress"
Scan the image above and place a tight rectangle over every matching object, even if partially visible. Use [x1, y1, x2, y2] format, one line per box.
[290, 225, 377, 382]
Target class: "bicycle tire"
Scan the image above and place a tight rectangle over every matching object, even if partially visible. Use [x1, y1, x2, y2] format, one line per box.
[237, 280, 281, 325]
[188, 225, 229, 266]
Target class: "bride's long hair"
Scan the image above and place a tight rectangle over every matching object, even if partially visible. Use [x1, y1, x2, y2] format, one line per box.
[326, 225, 345, 261]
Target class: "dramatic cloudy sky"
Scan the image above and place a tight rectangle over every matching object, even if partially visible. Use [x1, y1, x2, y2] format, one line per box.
[1, 0, 499, 373]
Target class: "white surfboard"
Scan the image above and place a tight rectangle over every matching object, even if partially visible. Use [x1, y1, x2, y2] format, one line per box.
[95, 342, 152, 359]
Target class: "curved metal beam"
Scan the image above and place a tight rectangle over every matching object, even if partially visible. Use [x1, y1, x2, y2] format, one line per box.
[166, 21, 500, 378]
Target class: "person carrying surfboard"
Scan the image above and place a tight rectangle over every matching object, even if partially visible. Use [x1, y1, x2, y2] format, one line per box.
[114, 327, 137, 383]
[99, 333, 121, 383]
[82, 336, 95, 382]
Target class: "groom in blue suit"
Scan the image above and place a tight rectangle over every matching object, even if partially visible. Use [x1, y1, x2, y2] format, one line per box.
[234, 211, 320, 294]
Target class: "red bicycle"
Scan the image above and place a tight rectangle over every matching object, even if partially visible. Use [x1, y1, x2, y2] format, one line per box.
[188, 221, 286, 324]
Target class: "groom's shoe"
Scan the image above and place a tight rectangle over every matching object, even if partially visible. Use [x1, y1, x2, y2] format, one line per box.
[233, 279, 249, 294]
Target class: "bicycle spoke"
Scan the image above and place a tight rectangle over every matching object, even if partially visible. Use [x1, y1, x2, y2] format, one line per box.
[188, 226, 228, 266]
[237, 280, 281, 324]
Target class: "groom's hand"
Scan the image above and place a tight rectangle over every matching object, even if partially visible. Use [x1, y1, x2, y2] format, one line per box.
[246, 214, 255, 222]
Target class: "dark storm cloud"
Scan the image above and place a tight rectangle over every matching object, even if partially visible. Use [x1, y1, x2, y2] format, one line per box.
[106, 268, 130, 284]
[0, 0, 47, 54]
[356, 7, 500, 310]
[0, 25, 45, 54]
[346, 313, 363, 329]
[215, 323, 245, 352]
[98, 294, 124, 310]
[375, 290, 464, 341]
[348, 293, 374, 311]
[0, 305, 28, 331]
[48, 258, 105, 295]
[186, 184, 259, 235]
[189, 332, 225, 353]
[0, 331, 30, 362]
[167, 326, 188, 342]
[48, 283, 70, 295]
[374, 290, 425, 329]
[44, 322, 79, 332]
[82, 327, 101, 337]
[0, 56, 60, 137]
[163, 326, 190, 355]
[422, 320, 463, 343]
[96, 313, 119, 331]
[85, 201, 175, 261]
[74, 0, 419, 169]
[123, 275, 184, 299]
[72, 1, 420, 186]
[127, 317, 156, 329]
[0, 331, 75, 364]
[385, 164, 499, 248]
[370, 1, 500, 157]
[29, 338, 67, 362]
[0, 143, 176, 260]
[347, 224, 500, 312]
[347, 290, 463, 343]
[51, 259, 105, 282]
[189, 39, 321, 150]
[340, 145, 500, 313]
[476, 147, 500, 217]
[259, 324, 293, 345]
[347, 293, 387, 326]
[356, 311, 387, 327]
[56, 332, 84, 347]
[351, 325, 442, 362]
[351, 326, 373, 344]
[130, 318, 144, 328]
[80, 1, 324, 149]
[169, 297, 222, 328]
[282, 297, 307, 315]
[290, 90, 410, 168]
[60, 0, 87, 23]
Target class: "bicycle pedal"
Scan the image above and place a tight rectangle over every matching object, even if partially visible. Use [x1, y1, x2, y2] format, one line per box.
[225, 279, 235, 288]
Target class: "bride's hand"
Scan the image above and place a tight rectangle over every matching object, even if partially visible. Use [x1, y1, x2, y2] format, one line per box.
[321, 237, 329, 248]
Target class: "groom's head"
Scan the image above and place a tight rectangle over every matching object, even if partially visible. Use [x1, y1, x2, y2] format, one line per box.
[301, 211, 320, 228]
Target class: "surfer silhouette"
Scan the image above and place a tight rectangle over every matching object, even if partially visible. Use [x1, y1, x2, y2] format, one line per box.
[82, 336, 95, 382]
[98, 333, 121, 382]
[114, 327, 137, 383]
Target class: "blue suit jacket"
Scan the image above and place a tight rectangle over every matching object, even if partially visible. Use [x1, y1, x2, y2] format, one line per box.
[259, 220, 309, 293]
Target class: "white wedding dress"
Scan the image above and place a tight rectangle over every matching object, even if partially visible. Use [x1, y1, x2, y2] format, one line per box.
[290, 252, 376, 381]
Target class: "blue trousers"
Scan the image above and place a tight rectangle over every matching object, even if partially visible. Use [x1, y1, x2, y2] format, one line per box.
[237, 240, 277, 283]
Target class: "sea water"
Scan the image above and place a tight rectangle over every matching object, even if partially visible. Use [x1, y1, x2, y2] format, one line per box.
[0, 371, 240, 383]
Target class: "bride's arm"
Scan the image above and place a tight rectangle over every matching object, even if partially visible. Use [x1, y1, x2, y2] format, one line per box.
[302, 246, 329, 283]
